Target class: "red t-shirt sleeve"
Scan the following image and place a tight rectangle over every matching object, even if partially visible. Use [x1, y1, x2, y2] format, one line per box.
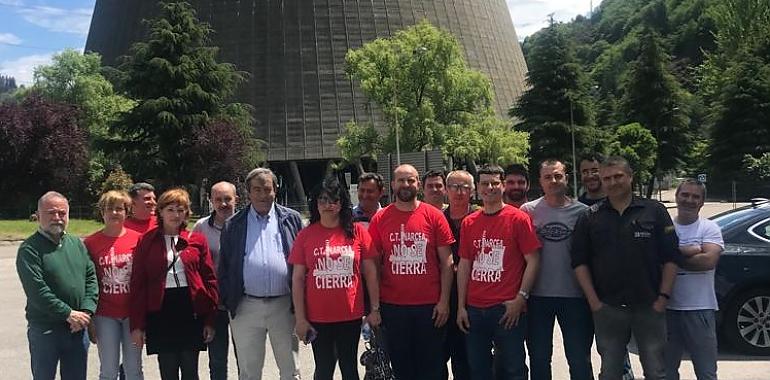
[515, 212, 541, 255]
[356, 224, 377, 260]
[288, 228, 308, 266]
[367, 212, 383, 254]
[432, 208, 456, 247]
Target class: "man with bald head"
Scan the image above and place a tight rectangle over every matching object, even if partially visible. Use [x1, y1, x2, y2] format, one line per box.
[17, 191, 99, 380]
[368, 164, 456, 380]
[193, 181, 239, 380]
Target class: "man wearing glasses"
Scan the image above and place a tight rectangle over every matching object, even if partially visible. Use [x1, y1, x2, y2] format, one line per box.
[441, 170, 478, 379]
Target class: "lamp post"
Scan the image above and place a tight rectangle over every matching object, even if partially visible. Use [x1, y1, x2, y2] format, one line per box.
[569, 96, 578, 199]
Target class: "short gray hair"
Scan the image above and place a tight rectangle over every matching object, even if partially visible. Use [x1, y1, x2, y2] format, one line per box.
[210, 181, 237, 196]
[245, 168, 279, 191]
[129, 182, 155, 198]
[37, 191, 68, 211]
[446, 170, 475, 188]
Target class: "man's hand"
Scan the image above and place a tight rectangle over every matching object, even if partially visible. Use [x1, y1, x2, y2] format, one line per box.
[457, 307, 470, 334]
[87, 323, 97, 344]
[203, 325, 216, 344]
[588, 299, 605, 313]
[432, 301, 449, 327]
[130, 329, 144, 349]
[653, 295, 668, 313]
[499, 296, 526, 329]
[679, 244, 702, 257]
[67, 310, 90, 332]
[365, 311, 382, 328]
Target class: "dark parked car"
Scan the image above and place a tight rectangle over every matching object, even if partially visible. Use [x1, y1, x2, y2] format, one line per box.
[712, 199, 770, 355]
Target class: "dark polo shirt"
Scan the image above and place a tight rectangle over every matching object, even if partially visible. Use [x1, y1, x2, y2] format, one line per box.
[571, 196, 679, 307]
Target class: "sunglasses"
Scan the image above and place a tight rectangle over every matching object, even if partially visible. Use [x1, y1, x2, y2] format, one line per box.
[317, 196, 340, 205]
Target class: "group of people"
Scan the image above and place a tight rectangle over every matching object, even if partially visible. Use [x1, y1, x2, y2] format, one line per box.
[16, 154, 723, 380]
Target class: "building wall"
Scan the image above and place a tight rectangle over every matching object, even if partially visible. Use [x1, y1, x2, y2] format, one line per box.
[86, 0, 528, 162]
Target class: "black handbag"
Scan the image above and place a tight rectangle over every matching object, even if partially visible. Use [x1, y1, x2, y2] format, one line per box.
[359, 328, 397, 380]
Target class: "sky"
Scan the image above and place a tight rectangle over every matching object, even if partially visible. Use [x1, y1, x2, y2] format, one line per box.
[0, 0, 601, 86]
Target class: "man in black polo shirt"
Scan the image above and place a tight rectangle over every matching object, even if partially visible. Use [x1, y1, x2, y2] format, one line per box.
[571, 156, 678, 380]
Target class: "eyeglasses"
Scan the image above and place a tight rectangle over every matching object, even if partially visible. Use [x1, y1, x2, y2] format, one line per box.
[447, 183, 472, 192]
[317, 196, 340, 205]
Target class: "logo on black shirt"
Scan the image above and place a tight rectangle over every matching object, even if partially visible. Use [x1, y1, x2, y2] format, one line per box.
[538, 222, 572, 242]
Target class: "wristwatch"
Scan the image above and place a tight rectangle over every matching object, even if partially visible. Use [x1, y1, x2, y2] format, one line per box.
[518, 290, 529, 300]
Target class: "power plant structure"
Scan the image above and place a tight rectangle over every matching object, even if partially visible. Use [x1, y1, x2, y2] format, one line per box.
[86, 0, 528, 204]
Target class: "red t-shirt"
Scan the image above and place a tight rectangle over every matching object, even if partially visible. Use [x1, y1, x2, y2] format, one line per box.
[368, 202, 455, 305]
[459, 205, 541, 308]
[288, 223, 377, 323]
[83, 229, 141, 318]
[124, 215, 157, 234]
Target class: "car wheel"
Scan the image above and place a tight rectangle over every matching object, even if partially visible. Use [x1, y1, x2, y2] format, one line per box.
[723, 288, 770, 355]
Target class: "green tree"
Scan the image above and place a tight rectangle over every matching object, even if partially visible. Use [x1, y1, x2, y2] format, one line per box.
[743, 153, 770, 180]
[345, 20, 508, 160]
[510, 17, 594, 168]
[707, 54, 770, 178]
[110, 0, 258, 186]
[621, 27, 691, 197]
[31, 49, 135, 139]
[336, 121, 381, 174]
[608, 122, 658, 190]
[26, 49, 136, 199]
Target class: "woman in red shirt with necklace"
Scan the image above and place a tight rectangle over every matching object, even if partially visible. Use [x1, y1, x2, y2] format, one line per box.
[289, 176, 381, 380]
[129, 188, 218, 380]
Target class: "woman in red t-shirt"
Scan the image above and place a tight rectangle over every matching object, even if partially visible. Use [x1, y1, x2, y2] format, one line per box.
[289, 176, 381, 380]
[83, 190, 144, 379]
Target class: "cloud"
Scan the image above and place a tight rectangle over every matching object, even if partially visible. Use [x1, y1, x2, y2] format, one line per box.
[17, 5, 93, 36]
[0, 33, 22, 45]
[0, 52, 55, 85]
[508, 0, 602, 39]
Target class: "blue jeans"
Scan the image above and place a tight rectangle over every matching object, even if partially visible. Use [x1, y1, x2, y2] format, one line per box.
[94, 316, 144, 380]
[465, 304, 527, 380]
[526, 296, 594, 380]
[380, 303, 445, 380]
[28, 324, 89, 380]
[593, 304, 666, 380]
[208, 310, 230, 380]
[665, 310, 718, 380]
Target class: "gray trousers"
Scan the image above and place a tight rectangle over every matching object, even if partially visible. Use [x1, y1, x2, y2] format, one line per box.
[665, 310, 718, 380]
[594, 304, 666, 380]
[230, 295, 301, 380]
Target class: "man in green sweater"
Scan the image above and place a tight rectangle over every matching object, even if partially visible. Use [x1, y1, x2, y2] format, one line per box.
[16, 191, 98, 380]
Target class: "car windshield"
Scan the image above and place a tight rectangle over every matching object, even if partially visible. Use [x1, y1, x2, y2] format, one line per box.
[712, 206, 768, 230]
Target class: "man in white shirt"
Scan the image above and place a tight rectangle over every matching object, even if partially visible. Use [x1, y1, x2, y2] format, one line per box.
[666, 179, 724, 380]
[193, 181, 238, 380]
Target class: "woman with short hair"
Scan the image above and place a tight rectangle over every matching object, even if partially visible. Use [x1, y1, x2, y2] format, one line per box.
[129, 188, 218, 380]
[84, 190, 144, 380]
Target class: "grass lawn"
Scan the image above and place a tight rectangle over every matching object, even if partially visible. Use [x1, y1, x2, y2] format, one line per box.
[0, 219, 200, 240]
[0, 219, 105, 240]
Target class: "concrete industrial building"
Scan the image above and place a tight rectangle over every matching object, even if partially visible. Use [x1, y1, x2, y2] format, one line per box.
[86, 0, 528, 203]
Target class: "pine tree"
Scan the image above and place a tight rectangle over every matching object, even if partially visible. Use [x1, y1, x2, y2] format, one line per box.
[510, 17, 594, 170]
[111, 0, 258, 186]
[621, 27, 690, 196]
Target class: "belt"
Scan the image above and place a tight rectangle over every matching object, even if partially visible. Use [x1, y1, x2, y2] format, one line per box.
[245, 294, 284, 300]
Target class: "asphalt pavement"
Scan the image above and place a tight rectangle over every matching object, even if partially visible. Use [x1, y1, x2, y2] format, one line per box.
[1, 199, 768, 379]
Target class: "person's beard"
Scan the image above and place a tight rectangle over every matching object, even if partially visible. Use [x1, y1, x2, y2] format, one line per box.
[45, 223, 65, 236]
[505, 189, 526, 202]
[397, 187, 418, 202]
